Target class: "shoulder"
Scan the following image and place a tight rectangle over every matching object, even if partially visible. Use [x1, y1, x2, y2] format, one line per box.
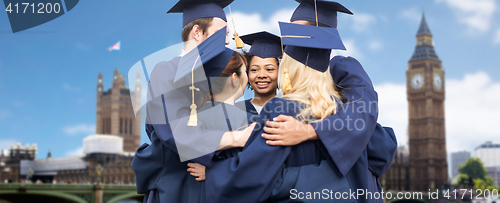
[329, 55, 372, 87]
[149, 56, 182, 84]
[330, 55, 362, 68]
[262, 98, 302, 115]
[153, 57, 181, 72]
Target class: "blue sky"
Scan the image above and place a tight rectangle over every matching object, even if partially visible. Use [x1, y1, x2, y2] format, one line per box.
[0, 0, 499, 167]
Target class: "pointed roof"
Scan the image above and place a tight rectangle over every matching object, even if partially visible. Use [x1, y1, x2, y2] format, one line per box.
[417, 12, 432, 36]
[410, 12, 440, 62]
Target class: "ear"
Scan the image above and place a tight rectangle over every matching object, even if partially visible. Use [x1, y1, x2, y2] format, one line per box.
[191, 25, 203, 42]
[231, 73, 238, 87]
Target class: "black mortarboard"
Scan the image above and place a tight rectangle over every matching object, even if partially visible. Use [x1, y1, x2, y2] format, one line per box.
[168, 0, 234, 27]
[290, 0, 352, 28]
[240, 31, 283, 59]
[280, 22, 345, 72]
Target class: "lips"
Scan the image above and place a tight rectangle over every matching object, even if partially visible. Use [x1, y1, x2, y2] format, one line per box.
[255, 81, 271, 89]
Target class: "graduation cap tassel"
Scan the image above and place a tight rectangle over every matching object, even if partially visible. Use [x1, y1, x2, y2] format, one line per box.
[187, 56, 201, 126]
[229, 5, 245, 49]
[283, 68, 292, 91]
[314, 0, 319, 27]
[280, 36, 291, 91]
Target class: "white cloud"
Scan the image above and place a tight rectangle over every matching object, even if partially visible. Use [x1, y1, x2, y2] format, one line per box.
[368, 40, 383, 51]
[225, 8, 295, 50]
[227, 8, 294, 35]
[63, 83, 81, 92]
[495, 29, 500, 44]
[375, 83, 408, 147]
[350, 12, 376, 32]
[65, 147, 84, 157]
[399, 7, 422, 22]
[436, 0, 497, 32]
[63, 124, 95, 136]
[375, 71, 500, 155]
[0, 139, 18, 151]
[445, 72, 500, 154]
[335, 39, 362, 59]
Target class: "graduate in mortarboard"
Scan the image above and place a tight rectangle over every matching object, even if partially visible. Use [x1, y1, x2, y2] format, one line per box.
[239, 31, 282, 119]
[131, 1, 257, 202]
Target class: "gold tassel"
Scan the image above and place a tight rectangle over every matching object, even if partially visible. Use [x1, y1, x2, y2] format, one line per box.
[187, 55, 201, 126]
[187, 104, 198, 126]
[234, 32, 244, 49]
[229, 5, 244, 49]
[283, 68, 292, 91]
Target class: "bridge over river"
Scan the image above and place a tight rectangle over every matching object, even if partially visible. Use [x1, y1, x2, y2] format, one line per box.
[0, 183, 143, 203]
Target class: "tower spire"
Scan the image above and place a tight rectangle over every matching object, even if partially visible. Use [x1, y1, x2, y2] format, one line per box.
[410, 12, 440, 62]
[417, 12, 432, 37]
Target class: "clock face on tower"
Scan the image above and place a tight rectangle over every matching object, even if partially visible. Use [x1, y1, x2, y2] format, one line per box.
[433, 74, 442, 90]
[411, 73, 424, 90]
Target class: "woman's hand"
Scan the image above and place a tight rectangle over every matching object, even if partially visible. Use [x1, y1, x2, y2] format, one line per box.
[262, 115, 319, 146]
[217, 122, 256, 150]
[235, 122, 256, 147]
[187, 163, 206, 181]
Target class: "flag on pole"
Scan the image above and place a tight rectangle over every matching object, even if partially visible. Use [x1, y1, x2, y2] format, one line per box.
[108, 41, 121, 51]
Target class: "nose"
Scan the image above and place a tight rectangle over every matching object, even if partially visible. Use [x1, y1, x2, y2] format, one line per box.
[225, 35, 230, 45]
[257, 70, 268, 79]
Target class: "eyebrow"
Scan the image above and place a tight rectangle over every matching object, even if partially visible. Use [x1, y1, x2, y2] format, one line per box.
[250, 64, 276, 67]
[265, 64, 276, 68]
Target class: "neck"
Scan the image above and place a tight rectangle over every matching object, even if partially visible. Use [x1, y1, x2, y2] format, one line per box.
[213, 94, 235, 106]
[252, 91, 276, 106]
[184, 40, 198, 53]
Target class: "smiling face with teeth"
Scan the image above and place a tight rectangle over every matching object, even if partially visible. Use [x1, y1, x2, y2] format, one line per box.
[248, 56, 279, 96]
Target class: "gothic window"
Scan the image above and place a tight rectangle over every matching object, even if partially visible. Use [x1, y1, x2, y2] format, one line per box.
[124, 118, 128, 134]
[129, 119, 132, 134]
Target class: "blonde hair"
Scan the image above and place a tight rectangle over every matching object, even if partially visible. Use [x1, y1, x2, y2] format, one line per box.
[278, 53, 342, 123]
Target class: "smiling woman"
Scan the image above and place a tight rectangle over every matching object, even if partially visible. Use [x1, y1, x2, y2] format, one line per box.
[237, 31, 283, 115]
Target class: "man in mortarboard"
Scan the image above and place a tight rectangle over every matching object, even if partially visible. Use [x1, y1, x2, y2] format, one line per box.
[132, 1, 257, 202]
[255, 1, 397, 202]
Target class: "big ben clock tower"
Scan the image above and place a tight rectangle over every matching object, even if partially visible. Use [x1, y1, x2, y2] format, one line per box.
[407, 13, 448, 191]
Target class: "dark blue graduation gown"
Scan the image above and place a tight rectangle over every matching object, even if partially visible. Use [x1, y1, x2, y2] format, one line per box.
[205, 98, 353, 203]
[235, 99, 259, 122]
[307, 56, 385, 203]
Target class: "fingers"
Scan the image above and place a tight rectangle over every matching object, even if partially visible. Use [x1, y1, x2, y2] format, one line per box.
[266, 140, 286, 146]
[273, 115, 294, 122]
[261, 133, 281, 141]
[196, 176, 205, 181]
[263, 126, 281, 134]
[265, 120, 284, 128]
[187, 163, 204, 168]
[187, 167, 199, 174]
[245, 122, 257, 131]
